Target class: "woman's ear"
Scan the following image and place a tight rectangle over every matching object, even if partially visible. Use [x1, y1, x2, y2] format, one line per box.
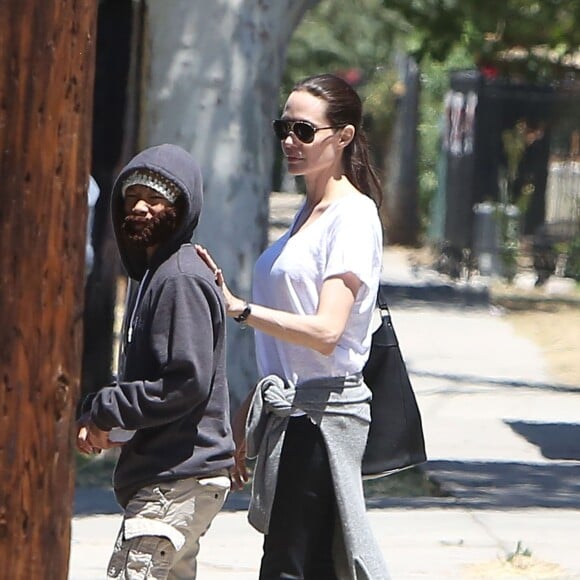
[338, 124, 355, 149]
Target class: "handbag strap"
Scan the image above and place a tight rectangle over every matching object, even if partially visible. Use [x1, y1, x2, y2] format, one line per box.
[376, 289, 391, 315]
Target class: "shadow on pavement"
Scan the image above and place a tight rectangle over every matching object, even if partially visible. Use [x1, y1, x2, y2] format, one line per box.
[380, 283, 490, 308]
[75, 456, 580, 515]
[506, 421, 580, 460]
[424, 459, 580, 509]
[409, 369, 580, 392]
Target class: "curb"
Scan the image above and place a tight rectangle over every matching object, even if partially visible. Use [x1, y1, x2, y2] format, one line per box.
[380, 281, 490, 307]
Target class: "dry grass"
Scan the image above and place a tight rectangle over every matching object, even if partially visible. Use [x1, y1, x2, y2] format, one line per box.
[466, 555, 570, 579]
[503, 305, 580, 388]
[465, 542, 571, 579]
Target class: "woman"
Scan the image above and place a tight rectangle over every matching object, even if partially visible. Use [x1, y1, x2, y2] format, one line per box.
[197, 73, 389, 579]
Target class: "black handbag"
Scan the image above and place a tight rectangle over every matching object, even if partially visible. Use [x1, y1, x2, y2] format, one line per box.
[361, 299, 427, 478]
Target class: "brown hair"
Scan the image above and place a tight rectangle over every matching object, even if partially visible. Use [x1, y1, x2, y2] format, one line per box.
[293, 73, 383, 207]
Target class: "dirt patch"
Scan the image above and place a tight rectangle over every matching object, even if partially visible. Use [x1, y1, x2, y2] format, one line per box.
[465, 554, 569, 579]
[502, 305, 580, 388]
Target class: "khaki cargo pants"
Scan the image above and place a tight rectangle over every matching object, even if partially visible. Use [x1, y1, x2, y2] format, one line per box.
[107, 474, 229, 580]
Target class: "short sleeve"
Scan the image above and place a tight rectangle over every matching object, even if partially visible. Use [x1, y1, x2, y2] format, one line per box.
[323, 196, 383, 292]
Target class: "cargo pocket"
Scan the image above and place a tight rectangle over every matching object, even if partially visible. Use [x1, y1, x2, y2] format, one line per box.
[107, 534, 176, 580]
[107, 518, 183, 580]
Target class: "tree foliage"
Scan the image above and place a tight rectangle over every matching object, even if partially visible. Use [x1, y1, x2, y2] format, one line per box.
[284, 0, 405, 123]
[284, 0, 402, 85]
[386, 0, 580, 80]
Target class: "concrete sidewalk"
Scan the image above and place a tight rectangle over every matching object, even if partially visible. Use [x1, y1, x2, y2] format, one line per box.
[70, 198, 580, 578]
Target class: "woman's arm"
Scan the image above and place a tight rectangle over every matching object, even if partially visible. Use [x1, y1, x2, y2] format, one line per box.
[195, 244, 361, 356]
[240, 275, 360, 356]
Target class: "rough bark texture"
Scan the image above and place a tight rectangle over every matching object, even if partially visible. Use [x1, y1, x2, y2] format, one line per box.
[141, 0, 318, 407]
[0, 1, 97, 577]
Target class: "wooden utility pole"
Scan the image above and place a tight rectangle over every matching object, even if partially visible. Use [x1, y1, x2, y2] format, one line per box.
[0, 1, 97, 578]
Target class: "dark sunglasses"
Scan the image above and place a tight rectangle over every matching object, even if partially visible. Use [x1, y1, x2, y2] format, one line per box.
[272, 119, 342, 144]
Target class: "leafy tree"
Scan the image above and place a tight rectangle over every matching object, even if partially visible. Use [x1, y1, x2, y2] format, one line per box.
[386, 0, 580, 81]
[284, 0, 403, 92]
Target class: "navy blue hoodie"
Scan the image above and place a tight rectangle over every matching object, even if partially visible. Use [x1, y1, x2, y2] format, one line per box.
[89, 144, 234, 507]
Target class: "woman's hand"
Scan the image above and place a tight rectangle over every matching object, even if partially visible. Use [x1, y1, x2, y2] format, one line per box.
[230, 439, 249, 491]
[228, 396, 252, 490]
[195, 244, 247, 317]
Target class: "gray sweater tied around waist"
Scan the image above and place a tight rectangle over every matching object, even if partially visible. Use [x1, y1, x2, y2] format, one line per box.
[245, 374, 390, 580]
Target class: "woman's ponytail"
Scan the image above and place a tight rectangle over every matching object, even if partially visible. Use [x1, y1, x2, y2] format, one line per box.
[346, 130, 383, 207]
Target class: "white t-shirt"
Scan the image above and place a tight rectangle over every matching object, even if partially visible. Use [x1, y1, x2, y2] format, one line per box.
[253, 193, 382, 386]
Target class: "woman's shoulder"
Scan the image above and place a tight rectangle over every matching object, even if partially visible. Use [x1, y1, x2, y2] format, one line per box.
[332, 191, 380, 222]
[326, 191, 382, 250]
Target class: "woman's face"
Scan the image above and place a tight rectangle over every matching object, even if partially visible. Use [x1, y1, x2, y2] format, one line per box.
[279, 90, 344, 177]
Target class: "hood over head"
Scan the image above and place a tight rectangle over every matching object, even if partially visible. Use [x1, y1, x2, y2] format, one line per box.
[111, 144, 203, 280]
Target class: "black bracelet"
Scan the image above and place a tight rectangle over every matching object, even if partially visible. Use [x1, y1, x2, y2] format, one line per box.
[233, 302, 252, 324]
